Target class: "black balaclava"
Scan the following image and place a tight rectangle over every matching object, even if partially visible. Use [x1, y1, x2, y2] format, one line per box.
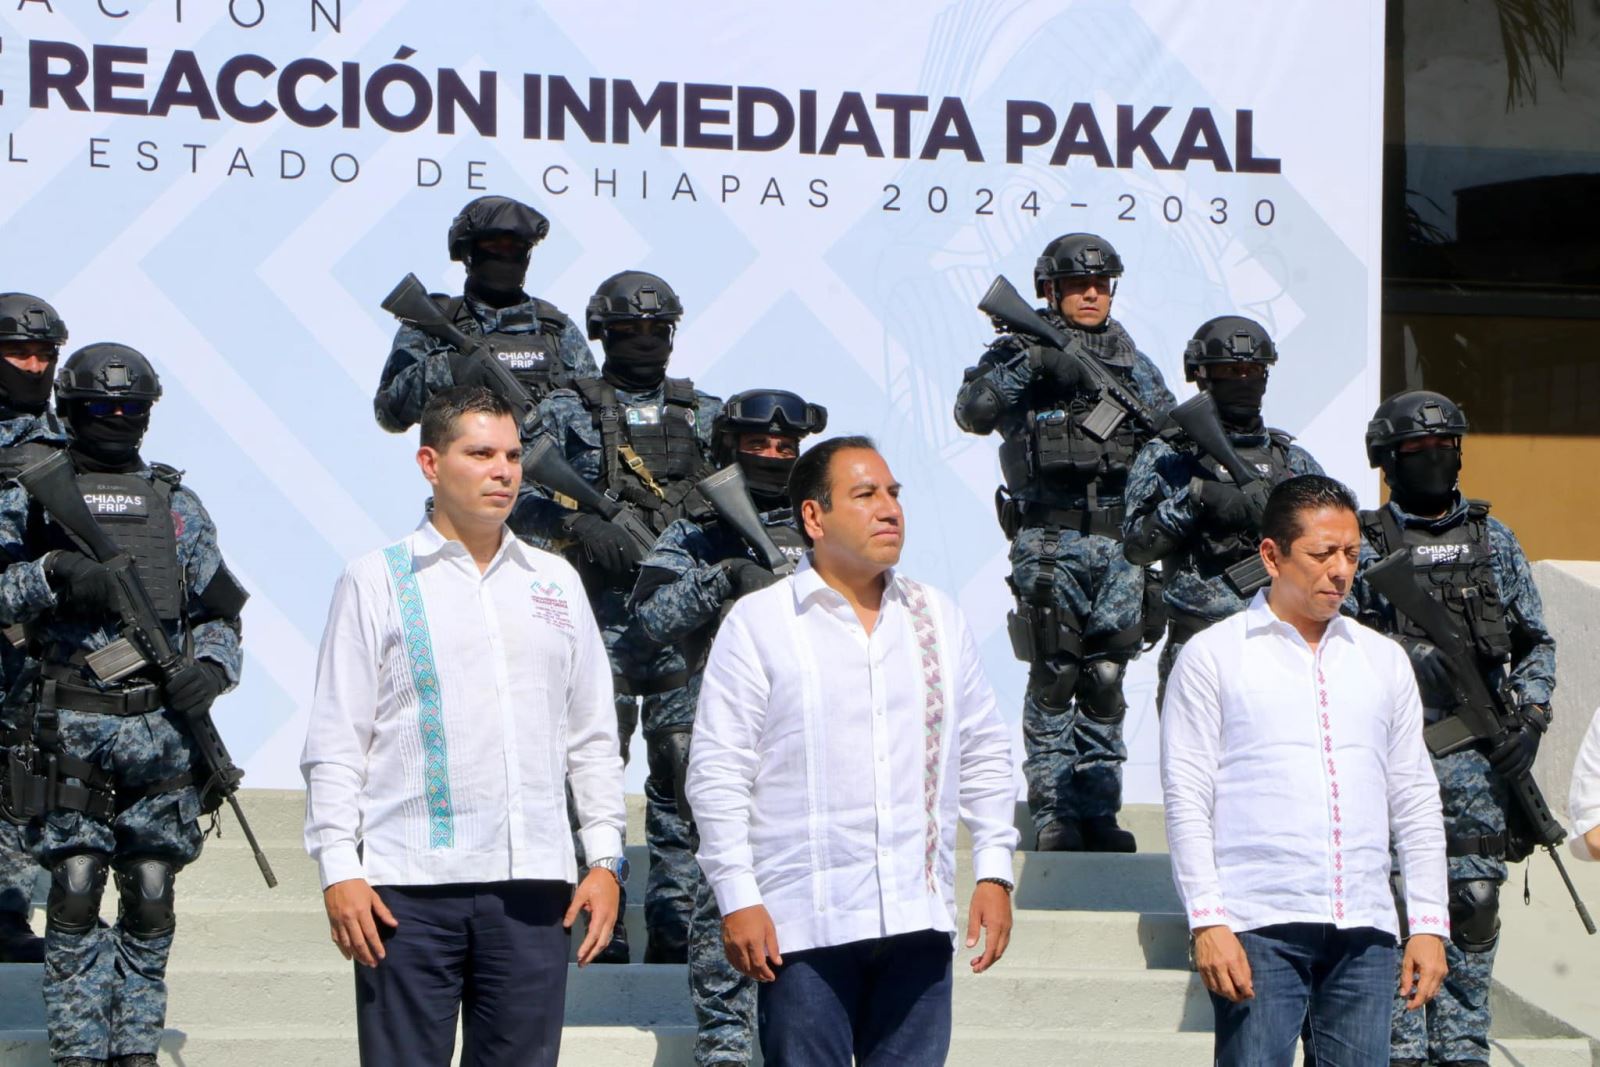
[1206, 376, 1269, 431]
[68, 406, 147, 472]
[1385, 446, 1462, 516]
[464, 248, 531, 308]
[601, 330, 673, 393]
[0, 356, 57, 414]
[738, 452, 796, 506]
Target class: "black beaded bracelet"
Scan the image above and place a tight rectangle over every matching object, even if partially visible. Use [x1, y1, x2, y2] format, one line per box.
[976, 877, 1014, 894]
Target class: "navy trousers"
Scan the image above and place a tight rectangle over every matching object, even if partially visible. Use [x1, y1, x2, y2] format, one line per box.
[355, 880, 570, 1067]
[757, 929, 954, 1066]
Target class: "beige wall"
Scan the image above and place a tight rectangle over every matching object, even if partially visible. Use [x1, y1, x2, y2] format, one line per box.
[1458, 435, 1600, 562]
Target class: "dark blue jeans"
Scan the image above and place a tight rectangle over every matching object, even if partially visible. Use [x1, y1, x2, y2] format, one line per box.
[757, 928, 954, 1066]
[1211, 923, 1398, 1067]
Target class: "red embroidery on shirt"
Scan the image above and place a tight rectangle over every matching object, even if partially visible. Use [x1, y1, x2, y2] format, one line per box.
[1191, 905, 1228, 919]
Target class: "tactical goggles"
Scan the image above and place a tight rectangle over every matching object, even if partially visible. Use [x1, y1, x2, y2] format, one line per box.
[724, 392, 827, 434]
[82, 399, 151, 417]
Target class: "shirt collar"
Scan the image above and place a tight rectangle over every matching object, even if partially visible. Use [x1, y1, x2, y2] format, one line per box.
[1244, 587, 1355, 646]
[411, 517, 527, 573]
[791, 552, 903, 609]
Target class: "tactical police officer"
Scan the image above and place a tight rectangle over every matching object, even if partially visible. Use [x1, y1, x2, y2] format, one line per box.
[0, 293, 72, 964]
[954, 234, 1174, 853]
[1123, 315, 1324, 701]
[519, 270, 721, 964]
[0, 343, 246, 1067]
[1353, 391, 1556, 1067]
[629, 388, 825, 1066]
[373, 195, 598, 435]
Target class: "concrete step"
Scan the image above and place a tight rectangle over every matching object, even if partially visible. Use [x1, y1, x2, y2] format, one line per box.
[172, 837, 1183, 915]
[215, 790, 1173, 856]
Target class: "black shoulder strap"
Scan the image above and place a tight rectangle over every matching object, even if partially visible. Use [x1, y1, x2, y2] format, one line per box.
[443, 296, 481, 338]
[573, 378, 624, 489]
[527, 297, 571, 334]
[149, 462, 184, 488]
[1358, 508, 1389, 554]
[1267, 427, 1296, 448]
[662, 377, 697, 409]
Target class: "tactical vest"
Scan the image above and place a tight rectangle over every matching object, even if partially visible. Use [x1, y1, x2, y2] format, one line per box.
[60, 467, 185, 623]
[574, 377, 710, 533]
[1360, 501, 1513, 667]
[0, 439, 60, 481]
[441, 295, 572, 401]
[756, 513, 808, 569]
[999, 358, 1146, 501]
[1172, 427, 1296, 577]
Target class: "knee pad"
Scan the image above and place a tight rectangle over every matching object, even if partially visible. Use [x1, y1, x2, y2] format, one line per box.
[1075, 657, 1129, 725]
[116, 858, 177, 940]
[647, 729, 693, 822]
[1026, 657, 1080, 713]
[1448, 878, 1500, 953]
[47, 853, 108, 936]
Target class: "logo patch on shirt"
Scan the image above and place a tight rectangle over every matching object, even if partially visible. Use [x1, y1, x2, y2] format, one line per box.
[82, 492, 148, 518]
[493, 342, 547, 370]
[1414, 542, 1472, 563]
[530, 579, 573, 631]
[625, 403, 662, 427]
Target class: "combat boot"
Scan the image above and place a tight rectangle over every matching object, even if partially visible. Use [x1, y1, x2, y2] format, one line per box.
[1035, 819, 1085, 851]
[0, 911, 44, 963]
[110, 1056, 159, 1067]
[1080, 816, 1137, 853]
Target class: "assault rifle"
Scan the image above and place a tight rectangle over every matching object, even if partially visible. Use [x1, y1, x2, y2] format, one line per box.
[382, 273, 541, 436]
[696, 466, 796, 578]
[1365, 548, 1594, 935]
[521, 436, 657, 558]
[1168, 391, 1274, 598]
[977, 275, 1163, 440]
[17, 451, 277, 888]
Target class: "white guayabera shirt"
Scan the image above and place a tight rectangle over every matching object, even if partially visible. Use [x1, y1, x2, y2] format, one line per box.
[1568, 705, 1600, 861]
[1161, 591, 1450, 939]
[687, 556, 1019, 955]
[301, 519, 624, 890]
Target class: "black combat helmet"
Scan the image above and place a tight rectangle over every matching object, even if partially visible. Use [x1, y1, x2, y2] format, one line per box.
[447, 196, 551, 262]
[1364, 390, 1468, 468]
[585, 271, 685, 341]
[713, 389, 828, 500]
[1034, 233, 1124, 297]
[55, 343, 163, 409]
[1182, 315, 1277, 382]
[0, 293, 69, 346]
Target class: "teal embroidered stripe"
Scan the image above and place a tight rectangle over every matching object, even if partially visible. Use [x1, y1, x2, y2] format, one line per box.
[383, 542, 454, 849]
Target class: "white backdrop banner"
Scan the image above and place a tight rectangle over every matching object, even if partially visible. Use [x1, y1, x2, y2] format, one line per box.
[0, 0, 1385, 796]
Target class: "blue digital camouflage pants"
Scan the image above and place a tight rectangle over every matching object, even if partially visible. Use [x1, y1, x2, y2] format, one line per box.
[596, 588, 696, 961]
[0, 820, 39, 918]
[1010, 526, 1143, 830]
[689, 870, 755, 1064]
[28, 708, 203, 1062]
[1391, 749, 1507, 1065]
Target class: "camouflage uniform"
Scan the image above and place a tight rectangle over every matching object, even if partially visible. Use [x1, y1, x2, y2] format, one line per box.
[0, 409, 68, 948]
[373, 293, 597, 437]
[1122, 426, 1323, 704]
[519, 380, 721, 962]
[0, 465, 243, 1062]
[955, 313, 1173, 835]
[630, 506, 805, 1065]
[1353, 498, 1555, 1065]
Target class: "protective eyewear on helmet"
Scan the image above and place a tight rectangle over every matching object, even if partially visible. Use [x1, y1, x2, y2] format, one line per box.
[726, 392, 826, 433]
[82, 399, 151, 418]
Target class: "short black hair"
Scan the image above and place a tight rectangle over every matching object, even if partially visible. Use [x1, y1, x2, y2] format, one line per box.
[1260, 474, 1360, 551]
[787, 434, 877, 546]
[419, 386, 515, 451]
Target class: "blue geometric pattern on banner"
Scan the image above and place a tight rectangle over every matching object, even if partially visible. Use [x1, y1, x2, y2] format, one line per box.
[383, 542, 454, 849]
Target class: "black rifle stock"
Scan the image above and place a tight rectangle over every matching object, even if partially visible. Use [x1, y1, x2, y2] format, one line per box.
[977, 275, 1162, 439]
[521, 437, 657, 556]
[696, 466, 796, 577]
[381, 273, 540, 435]
[1365, 549, 1594, 935]
[1167, 392, 1273, 597]
[17, 452, 277, 888]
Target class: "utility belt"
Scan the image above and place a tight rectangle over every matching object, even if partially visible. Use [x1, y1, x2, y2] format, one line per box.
[995, 488, 1124, 540]
[1447, 831, 1507, 859]
[613, 671, 691, 698]
[50, 679, 165, 717]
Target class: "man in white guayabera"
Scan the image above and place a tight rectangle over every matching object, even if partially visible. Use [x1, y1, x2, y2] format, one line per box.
[686, 434, 1020, 1066]
[301, 386, 626, 1067]
[1162, 474, 1450, 1067]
